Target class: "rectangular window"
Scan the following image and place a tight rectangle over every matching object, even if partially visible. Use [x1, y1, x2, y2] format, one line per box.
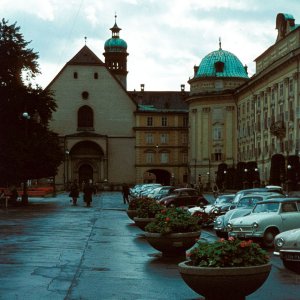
[161, 116, 168, 127]
[160, 152, 169, 163]
[279, 83, 284, 97]
[289, 78, 294, 95]
[213, 127, 222, 140]
[160, 133, 169, 144]
[181, 133, 188, 144]
[146, 152, 154, 163]
[182, 152, 188, 163]
[183, 116, 188, 127]
[147, 117, 153, 126]
[145, 133, 153, 144]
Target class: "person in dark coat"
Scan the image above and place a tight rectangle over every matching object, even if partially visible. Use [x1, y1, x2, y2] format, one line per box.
[83, 180, 95, 207]
[122, 183, 130, 204]
[69, 179, 79, 206]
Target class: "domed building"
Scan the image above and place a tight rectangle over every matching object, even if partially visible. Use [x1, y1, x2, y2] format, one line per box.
[103, 15, 128, 89]
[186, 42, 249, 189]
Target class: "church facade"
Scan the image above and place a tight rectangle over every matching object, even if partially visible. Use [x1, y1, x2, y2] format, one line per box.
[47, 13, 300, 190]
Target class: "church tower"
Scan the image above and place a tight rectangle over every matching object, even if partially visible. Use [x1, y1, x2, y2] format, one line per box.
[103, 15, 128, 89]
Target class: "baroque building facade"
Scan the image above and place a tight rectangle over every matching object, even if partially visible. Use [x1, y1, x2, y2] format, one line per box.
[47, 13, 300, 190]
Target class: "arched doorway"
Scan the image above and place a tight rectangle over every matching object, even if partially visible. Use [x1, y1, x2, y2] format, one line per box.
[145, 169, 171, 185]
[79, 164, 93, 186]
[67, 141, 105, 186]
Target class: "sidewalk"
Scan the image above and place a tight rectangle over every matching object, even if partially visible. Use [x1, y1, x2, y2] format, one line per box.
[0, 192, 299, 299]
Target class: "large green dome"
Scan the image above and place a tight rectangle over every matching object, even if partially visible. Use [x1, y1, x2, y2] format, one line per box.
[196, 48, 248, 79]
[104, 37, 127, 52]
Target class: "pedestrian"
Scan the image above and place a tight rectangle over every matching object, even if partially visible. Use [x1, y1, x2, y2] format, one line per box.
[0, 189, 6, 207]
[83, 180, 95, 207]
[122, 183, 130, 204]
[69, 179, 79, 206]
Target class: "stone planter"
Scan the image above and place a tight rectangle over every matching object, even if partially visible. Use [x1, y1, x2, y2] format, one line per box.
[133, 217, 155, 231]
[178, 261, 272, 300]
[126, 209, 138, 220]
[144, 231, 200, 256]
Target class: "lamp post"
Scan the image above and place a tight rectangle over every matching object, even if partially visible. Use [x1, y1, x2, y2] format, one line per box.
[243, 168, 248, 189]
[223, 170, 227, 191]
[21, 111, 30, 205]
[286, 164, 292, 195]
[65, 150, 70, 190]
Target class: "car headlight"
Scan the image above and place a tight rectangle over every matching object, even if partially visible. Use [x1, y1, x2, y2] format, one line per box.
[216, 219, 222, 225]
[227, 223, 233, 231]
[276, 237, 285, 248]
[252, 222, 259, 229]
[212, 207, 220, 214]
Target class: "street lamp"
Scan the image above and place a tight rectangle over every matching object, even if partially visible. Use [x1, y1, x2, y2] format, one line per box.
[21, 111, 30, 205]
[65, 150, 70, 190]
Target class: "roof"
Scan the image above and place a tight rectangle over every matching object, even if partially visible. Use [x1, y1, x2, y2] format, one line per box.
[67, 45, 105, 65]
[257, 198, 300, 204]
[195, 48, 248, 79]
[104, 38, 127, 52]
[129, 91, 188, 112]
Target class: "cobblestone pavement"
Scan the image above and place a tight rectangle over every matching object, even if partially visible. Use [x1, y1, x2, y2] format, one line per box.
[0, 192, 299, 299]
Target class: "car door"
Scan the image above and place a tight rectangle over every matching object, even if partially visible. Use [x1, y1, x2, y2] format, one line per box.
[280, 202, 300, 231]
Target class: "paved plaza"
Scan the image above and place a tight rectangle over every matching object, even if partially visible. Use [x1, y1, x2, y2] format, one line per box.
[0, 192, 300, 299]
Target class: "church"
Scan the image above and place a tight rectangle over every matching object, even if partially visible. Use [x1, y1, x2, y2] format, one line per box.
[47, 13, 300, 191]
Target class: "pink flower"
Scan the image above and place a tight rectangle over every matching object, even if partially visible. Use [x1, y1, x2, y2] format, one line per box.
[228, 236, 235, 241]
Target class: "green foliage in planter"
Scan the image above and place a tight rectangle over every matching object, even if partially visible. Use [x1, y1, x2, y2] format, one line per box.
[145, 207, 201, 234]
[128, 197, 146, 210]
[136, 198, 165, 218]
[188, 237, 269, 267]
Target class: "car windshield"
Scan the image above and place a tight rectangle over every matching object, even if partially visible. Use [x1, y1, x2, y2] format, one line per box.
[215, 196, 233, 205]
[253, 202, 280, 213]
[237, 196, 261, 208]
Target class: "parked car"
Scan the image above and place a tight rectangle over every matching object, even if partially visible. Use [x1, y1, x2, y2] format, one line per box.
[188, 194, 235, 227]
[149, 186, 176, 200]
[159, 188, 208, 208]
[274, 228, 300, 274]
[139, 184, 162, 198]
[229, 187, 284, 210]
[204, 194, 235, 214]
[131, 183, 162, 198]
[213, 192, 282, 238]
[227, 198, 300, 247]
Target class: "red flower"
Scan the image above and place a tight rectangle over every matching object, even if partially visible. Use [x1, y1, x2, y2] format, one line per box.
[165, 217, 170, 222]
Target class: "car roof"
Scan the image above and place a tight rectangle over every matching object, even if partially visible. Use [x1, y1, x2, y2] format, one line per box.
[256, 197, 300, 204]
[240, 192, 281, 198]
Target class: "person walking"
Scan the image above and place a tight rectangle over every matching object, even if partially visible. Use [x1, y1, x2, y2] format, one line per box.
[69, 179, 79, 206]
[83, 180, 95, 207]
[122, 183, 130, 204]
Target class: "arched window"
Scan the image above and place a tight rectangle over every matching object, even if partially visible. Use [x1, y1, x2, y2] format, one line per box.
[78, 105, 93, 129]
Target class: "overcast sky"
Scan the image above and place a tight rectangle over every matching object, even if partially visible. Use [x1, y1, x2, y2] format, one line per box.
[2, 0, 300, 91]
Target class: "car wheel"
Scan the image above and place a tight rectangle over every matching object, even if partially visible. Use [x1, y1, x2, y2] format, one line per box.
[263, 228, 279, 248]
[283, 260, 300, 274]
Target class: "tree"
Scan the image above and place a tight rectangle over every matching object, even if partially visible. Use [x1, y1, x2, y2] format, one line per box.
[0, 19, 64, 202]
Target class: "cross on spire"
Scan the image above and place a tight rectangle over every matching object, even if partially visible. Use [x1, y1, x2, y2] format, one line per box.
[219, 37, 222, 50]
[84, 36, 87, 45]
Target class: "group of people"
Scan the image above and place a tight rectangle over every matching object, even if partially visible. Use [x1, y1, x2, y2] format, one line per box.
[69, 180, 96, 207]
[69, 180, 131, 206]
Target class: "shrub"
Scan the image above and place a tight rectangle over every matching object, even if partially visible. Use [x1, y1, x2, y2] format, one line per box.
[145, 207, 201, 234]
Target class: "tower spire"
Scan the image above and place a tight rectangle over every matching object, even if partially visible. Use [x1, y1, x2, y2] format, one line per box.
[219, 37, 222, 50]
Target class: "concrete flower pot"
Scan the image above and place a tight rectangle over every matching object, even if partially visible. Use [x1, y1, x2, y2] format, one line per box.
[178, 261, 272, 300]
[133, 217, 155, 231]
[144, 231, 200, 256]
[126, 209, 138, 220]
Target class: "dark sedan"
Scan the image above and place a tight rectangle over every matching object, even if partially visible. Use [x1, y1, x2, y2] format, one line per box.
[159, 188, 208, 208]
